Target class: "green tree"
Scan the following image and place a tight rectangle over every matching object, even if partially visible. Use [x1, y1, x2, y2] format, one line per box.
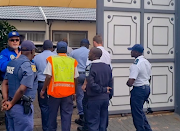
[0, 21, 17, 51]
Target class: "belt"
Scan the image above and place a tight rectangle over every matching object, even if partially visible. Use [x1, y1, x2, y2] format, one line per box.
[133, 85, 149, 88]
[8, 97, 22, 104]
[38, 81, 44, 83]
[79, 72, 85, 74]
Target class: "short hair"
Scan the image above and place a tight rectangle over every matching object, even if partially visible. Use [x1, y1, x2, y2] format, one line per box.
[93, 35, 102, 44]
[91, 47, 102, 59]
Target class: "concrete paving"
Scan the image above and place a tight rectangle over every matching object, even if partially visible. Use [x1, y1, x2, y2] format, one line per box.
[0, 97, 180, 131]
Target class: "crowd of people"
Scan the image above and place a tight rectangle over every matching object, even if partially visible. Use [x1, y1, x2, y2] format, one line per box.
[0, 31, 152, 131]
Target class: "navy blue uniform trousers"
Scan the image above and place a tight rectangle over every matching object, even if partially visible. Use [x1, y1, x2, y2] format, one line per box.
[83, 92, 88, 130]
[130, 85, 152, 131]
[6, 104, 34, 131]
[37, 82, 49, 131]
[87, 99, 109, 131]
[48, 95, 73, 131]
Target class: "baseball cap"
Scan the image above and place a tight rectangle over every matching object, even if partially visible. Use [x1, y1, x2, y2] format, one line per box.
[43, 40, 53, 50]
[127, 44, 144, 53]
[21, 40, 36, 51]
[81, 39, 90, 45]
[8, 31, 20, 39]
[57, 41, 67, 51]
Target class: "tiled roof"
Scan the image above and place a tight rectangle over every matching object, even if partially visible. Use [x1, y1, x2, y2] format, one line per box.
[0, 6, 44, 20]
[0, 6, 96, 21]
[42, 7, 96, 21]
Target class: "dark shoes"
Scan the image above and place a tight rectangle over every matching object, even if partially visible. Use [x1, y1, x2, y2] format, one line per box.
[75, 115, 84, 126]
[77, 126, 88, 131]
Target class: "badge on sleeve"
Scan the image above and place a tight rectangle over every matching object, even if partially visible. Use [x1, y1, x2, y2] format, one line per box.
[31, 65, 37, 72]
[85, 64, 92, 77]
[10, 55, 15, 60]
[134, 59, 139, 65]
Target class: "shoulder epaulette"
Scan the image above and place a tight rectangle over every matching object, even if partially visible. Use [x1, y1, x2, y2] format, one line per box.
[134, 59, 139, 65]
[85, 64, 92, 77]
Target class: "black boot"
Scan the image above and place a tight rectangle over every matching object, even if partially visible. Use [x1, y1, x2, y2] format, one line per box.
[77, 126, 88, 131]
[75, 115, 84, 126]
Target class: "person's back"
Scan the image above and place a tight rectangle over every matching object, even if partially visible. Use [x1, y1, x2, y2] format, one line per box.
[33, 40, 55, 131]
[34, 44, 55, 81]
[71, 47, 89, 72]
[97, 46, 111, 65]
[40, 41, 79, 131]
[86, 62, 112, 100]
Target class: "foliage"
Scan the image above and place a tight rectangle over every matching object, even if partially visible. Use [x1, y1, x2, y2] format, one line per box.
[0, 21, 17, 51]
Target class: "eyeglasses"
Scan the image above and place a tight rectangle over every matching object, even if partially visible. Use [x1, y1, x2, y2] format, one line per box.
[9, 39, 20, 42]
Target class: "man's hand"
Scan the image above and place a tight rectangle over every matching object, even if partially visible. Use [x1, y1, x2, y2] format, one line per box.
[16, 51, 21, 59]
[82, 84, 86, 92]
[107, 87, 112, 93]
[1, 101, 7, 111]
[1, 99, 8, 111]
[1, 99, 7, 104]
[40, 90, 45, 99]
[3, 101, 13, 110]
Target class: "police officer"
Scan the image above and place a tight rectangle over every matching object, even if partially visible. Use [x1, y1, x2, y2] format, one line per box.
[79, 35, 112, 131]
[40, 41, 79, 131]
[70, 39, 90, 126]
[1, 40, 38, 131]
[0, 31, 21, 131]
[86, 47, 113, 131]
[0, 31, 21, 79]
[126, 44, 152, 131]
[34, 40, 55, 131]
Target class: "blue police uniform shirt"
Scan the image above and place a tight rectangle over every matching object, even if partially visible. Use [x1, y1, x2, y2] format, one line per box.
[129, 55, 152, 86]
[34, 50, 55, 81]
[70, 46, 89, 72]
[0, 47, 20, 78]
[5, 55, 38, 100]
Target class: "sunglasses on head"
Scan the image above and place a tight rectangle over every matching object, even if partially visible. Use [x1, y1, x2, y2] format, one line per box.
[9, 39, 20, 42]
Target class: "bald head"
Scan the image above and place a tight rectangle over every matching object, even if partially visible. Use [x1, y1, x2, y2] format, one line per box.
[89, 47, 102, 61]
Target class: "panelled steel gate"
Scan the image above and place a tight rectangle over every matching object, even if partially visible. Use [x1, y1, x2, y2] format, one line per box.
[96, 0, 177, 114]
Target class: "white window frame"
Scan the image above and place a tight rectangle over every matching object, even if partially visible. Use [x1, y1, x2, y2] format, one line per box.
[18, 31, 45, 45]
[52, 31, 88, 48]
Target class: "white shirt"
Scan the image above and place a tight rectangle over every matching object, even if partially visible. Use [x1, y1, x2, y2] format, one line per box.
[129, 55, 152, 86]
[86, 46, 111, 67]
[43, 62, 79, 78]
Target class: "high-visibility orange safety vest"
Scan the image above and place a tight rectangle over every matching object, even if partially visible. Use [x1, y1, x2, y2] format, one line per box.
[47, 53, 78, 98]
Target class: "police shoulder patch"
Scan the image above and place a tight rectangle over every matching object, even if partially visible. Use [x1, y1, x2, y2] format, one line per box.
[85, 64, 92, 77]
[134, 59, 139, 65]
[31, 65, 37, 72]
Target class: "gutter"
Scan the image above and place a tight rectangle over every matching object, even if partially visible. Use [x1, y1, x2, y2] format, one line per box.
[39, 7, 49, 40]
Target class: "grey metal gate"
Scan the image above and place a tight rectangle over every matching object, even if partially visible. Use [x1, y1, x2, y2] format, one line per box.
[96, 0, 176, 114]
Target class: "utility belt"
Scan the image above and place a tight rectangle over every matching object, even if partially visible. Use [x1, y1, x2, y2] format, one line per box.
[79, 72, 85, 74]
[9, 95, 33, 115]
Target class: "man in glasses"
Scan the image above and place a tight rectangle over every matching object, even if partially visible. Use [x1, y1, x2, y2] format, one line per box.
[0, 31, 21, 79]
[0, 31, 21, 131]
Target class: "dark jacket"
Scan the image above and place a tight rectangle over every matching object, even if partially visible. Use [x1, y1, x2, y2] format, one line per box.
[86, 62, 113, 101]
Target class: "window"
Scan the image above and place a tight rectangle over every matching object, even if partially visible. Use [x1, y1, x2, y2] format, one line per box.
[53, 31, 87, 48]
[18, 31, 45, 43]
